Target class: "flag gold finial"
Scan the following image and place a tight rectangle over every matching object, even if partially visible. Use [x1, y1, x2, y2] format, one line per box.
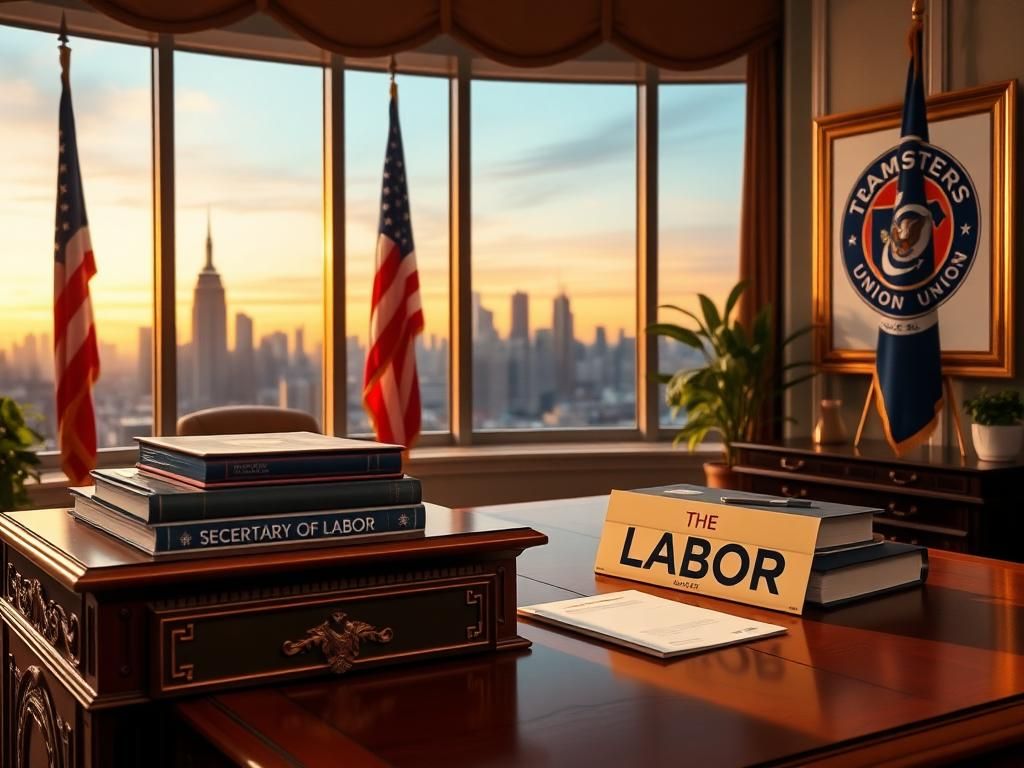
[58, 12, 71, 85]
[908, 0, 925, 72]
[389, 55, 397, 100]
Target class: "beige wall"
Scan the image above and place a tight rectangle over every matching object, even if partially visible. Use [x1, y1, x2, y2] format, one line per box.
[784, 0, 1023, 443]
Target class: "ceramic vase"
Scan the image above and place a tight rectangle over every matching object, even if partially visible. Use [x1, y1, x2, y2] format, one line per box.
[971, 423, 1023, 462]
[813, 399, 848, 445]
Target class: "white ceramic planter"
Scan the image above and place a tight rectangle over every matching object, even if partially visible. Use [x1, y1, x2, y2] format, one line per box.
[971, 423, 1024, 462]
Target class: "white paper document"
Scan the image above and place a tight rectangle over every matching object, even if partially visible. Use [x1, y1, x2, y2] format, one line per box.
[518, 590, 787, 658]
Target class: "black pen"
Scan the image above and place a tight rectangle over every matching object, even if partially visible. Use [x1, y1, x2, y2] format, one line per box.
[720, 496, 814, 508]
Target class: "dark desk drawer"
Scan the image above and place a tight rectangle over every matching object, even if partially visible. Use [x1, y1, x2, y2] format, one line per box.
[738, 473, 972, 536]
[151, 575, 495, 697]
[737, 448, 976, 497]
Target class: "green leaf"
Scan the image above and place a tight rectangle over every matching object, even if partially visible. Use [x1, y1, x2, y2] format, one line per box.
[778, 372, 817, 391]
[697, 294, 722, 332]
[645, 323, 704, 349]
[781, 324, 814, 348]
[723, 281, 748, 323]
[658, 305, 711, 338]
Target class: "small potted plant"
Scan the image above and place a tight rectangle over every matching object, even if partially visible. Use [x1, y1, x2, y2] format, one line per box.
[647, 282, 813, 488]
[963, 389, 1024, 462]
[0, 397, 43, 512]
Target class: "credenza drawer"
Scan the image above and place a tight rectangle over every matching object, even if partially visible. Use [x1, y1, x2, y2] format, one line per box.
[738, 474, 972, 536]
[736, 448, 977, 497]
[150, 574, 495, 697]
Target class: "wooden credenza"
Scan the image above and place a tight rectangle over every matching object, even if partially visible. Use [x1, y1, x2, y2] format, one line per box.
[733, 439, 1024, 561]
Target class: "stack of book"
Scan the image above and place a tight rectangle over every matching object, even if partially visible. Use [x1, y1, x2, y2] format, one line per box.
[721, 492, 930, 608]
[70, 432, 425, 558]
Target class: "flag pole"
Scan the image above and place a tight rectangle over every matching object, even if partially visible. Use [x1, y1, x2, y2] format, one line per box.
[58, 12, 70, 86]
[389, 55, 397, 100]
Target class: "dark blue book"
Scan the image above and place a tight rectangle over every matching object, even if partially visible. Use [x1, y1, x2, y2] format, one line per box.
[91, 468, 422, 524]
[629, 484, 879, 550]
[71, 487, 425, 557]
[135, 432, 403, 488]
[807, 541, 928, 607]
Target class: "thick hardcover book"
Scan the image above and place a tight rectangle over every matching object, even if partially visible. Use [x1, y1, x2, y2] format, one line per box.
[595, 484, 883, 614]
[623, 484, 878, 551]
[135, 432, 404, 487]
[807, 541, 928, 607]
[70, 488, 425, 557]
[92, 468, 422, 524]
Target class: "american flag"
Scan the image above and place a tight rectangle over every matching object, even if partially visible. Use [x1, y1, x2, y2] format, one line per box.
[362, 83, 423, 448]
[53, 34, 100, 484]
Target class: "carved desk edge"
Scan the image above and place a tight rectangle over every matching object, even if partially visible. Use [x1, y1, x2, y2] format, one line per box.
[0, 510, 549, 593]
[0, 515, 86, 591]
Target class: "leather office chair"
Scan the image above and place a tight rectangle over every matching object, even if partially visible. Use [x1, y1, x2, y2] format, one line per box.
[176, 405, 321, 436]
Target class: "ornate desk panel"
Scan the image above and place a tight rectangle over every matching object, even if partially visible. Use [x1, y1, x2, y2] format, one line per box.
[0, 505, 545, 767]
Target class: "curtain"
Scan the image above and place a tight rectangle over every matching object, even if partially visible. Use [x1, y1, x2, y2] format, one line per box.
[738, 40, 782, 440]
[83, 0, 782, 71]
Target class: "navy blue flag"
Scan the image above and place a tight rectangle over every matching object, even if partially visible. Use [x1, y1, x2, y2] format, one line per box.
[840, 8, 979, 457]
[873, 21, 943, 454]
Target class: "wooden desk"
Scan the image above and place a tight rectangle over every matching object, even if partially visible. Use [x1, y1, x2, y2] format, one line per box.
[0, 506, 545, 767]
[178, 496, 1024, 767]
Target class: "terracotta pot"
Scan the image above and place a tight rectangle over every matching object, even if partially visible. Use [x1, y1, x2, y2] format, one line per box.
[703, 461, 738, 490]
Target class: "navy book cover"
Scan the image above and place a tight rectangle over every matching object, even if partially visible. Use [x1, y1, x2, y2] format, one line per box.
[92, 468, 422, 523]
[135, 432, 404, 484]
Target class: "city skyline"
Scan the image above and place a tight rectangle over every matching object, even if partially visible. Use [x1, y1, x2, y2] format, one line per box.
[1, 21, 741, 445]
[1, 24, 743, 360]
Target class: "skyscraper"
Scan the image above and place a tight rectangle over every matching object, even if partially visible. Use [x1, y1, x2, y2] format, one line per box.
[552, 292, 575, 400]
[191, 211, 228, 407]
[510, 291, 529, 341]
[233, 313, 255, 402]
[137, 326, 152, 396]
[508, 292, 530, 415]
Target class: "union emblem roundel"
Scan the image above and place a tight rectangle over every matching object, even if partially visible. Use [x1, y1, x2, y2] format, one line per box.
[840, 142, 980, 320]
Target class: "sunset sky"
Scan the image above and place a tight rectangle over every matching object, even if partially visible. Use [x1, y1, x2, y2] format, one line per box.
[0, 22, 743, 362]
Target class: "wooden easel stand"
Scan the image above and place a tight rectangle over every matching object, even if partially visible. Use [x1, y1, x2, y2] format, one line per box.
[854, 376, 966, 457]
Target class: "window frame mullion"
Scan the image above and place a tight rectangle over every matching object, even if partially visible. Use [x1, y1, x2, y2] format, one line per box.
[152, 35, 177, 437]
[322, 54, 347, 436]
[637, 65, 659, 440]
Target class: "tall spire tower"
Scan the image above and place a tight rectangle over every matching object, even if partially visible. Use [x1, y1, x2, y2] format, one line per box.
[191, 208, 228, 407]
[205, 206, 214, 270]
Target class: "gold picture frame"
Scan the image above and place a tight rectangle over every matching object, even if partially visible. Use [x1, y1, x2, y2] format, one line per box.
[812, 79, 1016, 377]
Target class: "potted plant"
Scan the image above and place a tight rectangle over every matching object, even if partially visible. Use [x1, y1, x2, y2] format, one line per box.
[0, 397, 43, 512]
[963, 389, 1024, 462]
[648, 282, 813, 488]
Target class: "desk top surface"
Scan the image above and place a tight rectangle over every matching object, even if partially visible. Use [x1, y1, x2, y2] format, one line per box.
[177, 495, 1024, 768]
[0, 504, 545, 591]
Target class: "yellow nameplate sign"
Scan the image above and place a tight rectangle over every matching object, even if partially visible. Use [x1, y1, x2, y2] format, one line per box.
[595, 487, 820, 614]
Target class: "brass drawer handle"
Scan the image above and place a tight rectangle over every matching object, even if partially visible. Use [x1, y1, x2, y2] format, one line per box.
[780, 457, 805, 471]
[887, 502, 919, 518]
[888, 470, 918, 486]
[282, 610, 393, 674]
[780, 485, 808, 498]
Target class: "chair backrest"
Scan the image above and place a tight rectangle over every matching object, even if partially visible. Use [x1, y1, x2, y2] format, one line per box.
[176, 406, 321, 436]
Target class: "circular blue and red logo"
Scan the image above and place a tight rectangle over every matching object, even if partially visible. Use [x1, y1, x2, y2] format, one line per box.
[840, 142, 980, 320]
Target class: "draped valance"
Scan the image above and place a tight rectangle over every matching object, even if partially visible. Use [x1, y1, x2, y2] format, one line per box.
[82, 0, 781, 69]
